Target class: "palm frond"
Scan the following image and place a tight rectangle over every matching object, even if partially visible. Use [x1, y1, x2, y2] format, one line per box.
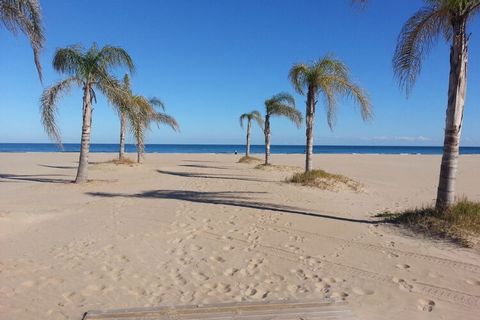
[289, 64, 310, 95]
[250, 110, 264, 129]
[239, 113, 249, 129]
[39, 77, 78, 145]
[52, 45, 84, 76]
[393, 4, 450, 94]
[329, 75, 372, 122]
[151, 112, 180, 132]
[265, 93, 302, 127]
[98, 45, 135, 74]
[1, 0, 44, 81]
[149, 97, 165, 111]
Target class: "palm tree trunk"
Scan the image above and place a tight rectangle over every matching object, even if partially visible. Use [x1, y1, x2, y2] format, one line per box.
[137, 140, 144, 163]
[75, 85, 92, 183]
[245, 119, 251, 157]
[264, 115, 271, 165]
[119, 112, 126, 160]
[435, 18, 468, 212]
[305, 87, 315, 172]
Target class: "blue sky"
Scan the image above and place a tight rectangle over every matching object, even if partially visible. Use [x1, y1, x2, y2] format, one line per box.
[1, 0, 479, 146]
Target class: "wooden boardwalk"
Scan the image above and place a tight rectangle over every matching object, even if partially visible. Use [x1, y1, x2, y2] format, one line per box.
[82, 299, 356, 320]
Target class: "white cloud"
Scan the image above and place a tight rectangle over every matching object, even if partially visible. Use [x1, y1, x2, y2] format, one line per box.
[394, 136, 431, 141]
[361, 135, 432, 142]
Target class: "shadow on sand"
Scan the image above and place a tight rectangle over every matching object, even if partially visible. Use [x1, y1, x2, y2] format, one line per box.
[87, 189, 375, 224]
[157, 169, 274, 183]
[0, 173, 71, 184]
[38, 164, 77, 170]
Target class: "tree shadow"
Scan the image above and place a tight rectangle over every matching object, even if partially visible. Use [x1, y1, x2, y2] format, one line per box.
[0, 173, 71, 184]
[87, 189, 375, 225]
[178, 164, 230, 170]
[38, 164, 77, 169]
[157, 169, 274, 183]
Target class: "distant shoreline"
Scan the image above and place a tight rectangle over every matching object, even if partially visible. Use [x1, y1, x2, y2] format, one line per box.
[1, 143, 479, 155]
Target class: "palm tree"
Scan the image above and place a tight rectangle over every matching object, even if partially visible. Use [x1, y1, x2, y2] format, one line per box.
[126, 96, 179, 163]
[114, 74, 131, 161]
[289, 56, 372, 172]
[393, 0, 480, 211]
[239, 110, 263, 157]
[263, 93, 302, 165]
[1, 0, 44, 80]
[40, 43, 134, 183]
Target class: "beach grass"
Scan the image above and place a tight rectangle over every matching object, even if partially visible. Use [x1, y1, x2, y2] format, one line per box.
[104, 158, 137, 166]
[286, 169, 361, 191]
[238, 156, 262, 163]
[376, 198, 480, 247]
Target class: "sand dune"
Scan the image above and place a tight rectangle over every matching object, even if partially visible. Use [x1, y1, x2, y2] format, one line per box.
[0, 153, 479, 319]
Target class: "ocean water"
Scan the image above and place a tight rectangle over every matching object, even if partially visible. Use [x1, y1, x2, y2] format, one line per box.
[0, 143, 479, 154]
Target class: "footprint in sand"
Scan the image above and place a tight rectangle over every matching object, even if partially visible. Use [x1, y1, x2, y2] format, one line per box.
[466, 279, 480, 286]
[331, 292, 349, 300]
[351, 287, 375, 296]
[209, 256, 226, 263]
[315, 282, 331, 293]
[224, 268, 239, 276]
[417, 299, 435, 312]
[192, 271, 209, 281]
[396, 264, 411, 270]
[392, 277, 413, 292]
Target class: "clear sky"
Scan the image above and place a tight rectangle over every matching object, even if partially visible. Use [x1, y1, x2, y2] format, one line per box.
[1, 0, 479, 146]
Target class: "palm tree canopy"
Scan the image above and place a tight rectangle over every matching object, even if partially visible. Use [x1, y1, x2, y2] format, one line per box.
[393, 0, 480, 94]
[1, 0, 44, 80]
[126, 95, 179, 148]
[289, 55, 372, 129]
[265, 93, 302, 127]
[40, 44, 135, 144]
[239, 110, 264, 129]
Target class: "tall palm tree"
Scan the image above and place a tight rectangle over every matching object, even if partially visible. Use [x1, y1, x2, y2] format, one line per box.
[114, 74, 133, 161]
[40, 43, 134, 183]
[1, 0, 44, 81]
[289, 56, 372, 172]
[239, 110, 263, 157]
[127, 96, 179, 163]
[393, 0, 480, 211]
[263, 93, 302, 165]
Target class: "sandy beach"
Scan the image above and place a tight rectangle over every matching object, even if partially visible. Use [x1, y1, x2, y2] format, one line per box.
[1, 152, 479, 320]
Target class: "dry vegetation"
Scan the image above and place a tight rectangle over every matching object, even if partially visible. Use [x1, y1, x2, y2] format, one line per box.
[286, 169, 361, 192]
[377, 198, 480, 247]
[102, 158, 137, 166]
[238, 156, 262, 164]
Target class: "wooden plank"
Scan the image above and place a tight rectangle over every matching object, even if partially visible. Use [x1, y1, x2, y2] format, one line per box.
[82, 299, 357, 320]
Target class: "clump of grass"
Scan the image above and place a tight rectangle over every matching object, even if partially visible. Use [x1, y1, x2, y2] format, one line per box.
[104, 158, 137, 166]
[286, 169, 361, 192]
[238, 156, 262, 164]
[377, 198, 480, 247]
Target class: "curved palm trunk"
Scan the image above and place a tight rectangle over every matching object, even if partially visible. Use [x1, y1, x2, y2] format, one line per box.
[245, 119, 252, 157]
[305, 87, 316, 172]
[435, 18, 468, 212]
[119, 112, 126, 160]
[264, 115, 271, 165]
[75, 85, 92, 183]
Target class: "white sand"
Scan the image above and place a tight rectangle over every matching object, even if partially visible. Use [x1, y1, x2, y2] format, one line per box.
[0, 152, 479, 319]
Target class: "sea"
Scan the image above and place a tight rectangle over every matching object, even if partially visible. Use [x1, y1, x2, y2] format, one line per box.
[0, 143, 479, 155]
